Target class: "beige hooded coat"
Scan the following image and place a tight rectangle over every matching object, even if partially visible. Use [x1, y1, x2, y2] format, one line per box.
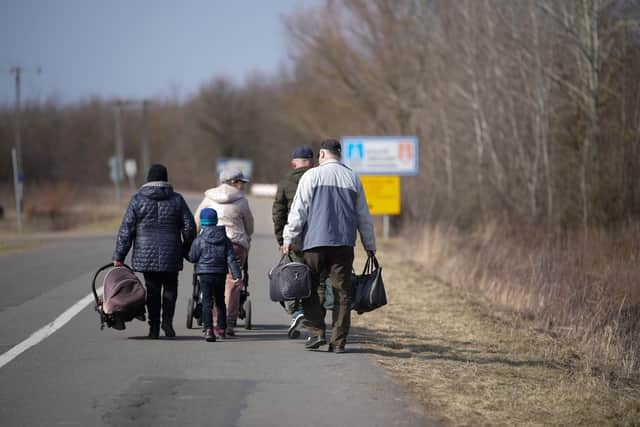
[194, 184, 254, 250]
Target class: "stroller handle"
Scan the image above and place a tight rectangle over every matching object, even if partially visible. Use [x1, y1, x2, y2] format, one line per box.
[91, 263, 133, 304]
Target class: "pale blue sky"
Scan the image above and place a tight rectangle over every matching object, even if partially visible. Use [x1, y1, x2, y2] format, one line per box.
[1, 0, 319, 104]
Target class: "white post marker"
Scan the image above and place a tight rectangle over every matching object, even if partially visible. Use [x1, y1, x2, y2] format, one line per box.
[124, 158, 138, 193]
[0, 287, 104, 370]
[109, 156, 123, 206]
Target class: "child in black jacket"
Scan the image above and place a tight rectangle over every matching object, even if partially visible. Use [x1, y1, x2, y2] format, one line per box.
[188, 208, 241, 341]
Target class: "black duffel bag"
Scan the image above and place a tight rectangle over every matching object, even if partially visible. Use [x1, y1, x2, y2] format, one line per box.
[351, 255, 387, 314]
[269, 253, 312, 302]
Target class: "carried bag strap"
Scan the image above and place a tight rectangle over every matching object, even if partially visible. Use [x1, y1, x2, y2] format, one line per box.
[280, 252, 295, 264]
[371, 255, 380, 270]
[362, 257, 371, 275]
[361, 255, 379, 275]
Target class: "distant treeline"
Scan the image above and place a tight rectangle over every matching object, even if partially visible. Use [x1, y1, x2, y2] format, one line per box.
[2, 0, 640, 229]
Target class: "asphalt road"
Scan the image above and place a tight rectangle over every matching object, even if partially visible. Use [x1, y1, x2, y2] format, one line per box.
[0, 195, 434, 427]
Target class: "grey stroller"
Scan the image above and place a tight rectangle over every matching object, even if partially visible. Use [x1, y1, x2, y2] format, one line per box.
[186, 258, 252, 330]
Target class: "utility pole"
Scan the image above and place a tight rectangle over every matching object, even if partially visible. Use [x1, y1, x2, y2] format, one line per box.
[141, 100, 150, 177]
[111, 99, 149, 206]
[12, 67, 22, 174]
[7, 66, 41, 233]
[112, 103, 124, 207]
[11, 67, 23, 233]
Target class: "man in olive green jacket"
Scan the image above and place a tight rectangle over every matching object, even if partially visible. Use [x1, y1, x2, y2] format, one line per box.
[272, 145, 313, 338]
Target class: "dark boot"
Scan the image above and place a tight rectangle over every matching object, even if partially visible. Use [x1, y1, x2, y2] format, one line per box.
[161, 322, 176, 338]
[148, 323, 160, 339]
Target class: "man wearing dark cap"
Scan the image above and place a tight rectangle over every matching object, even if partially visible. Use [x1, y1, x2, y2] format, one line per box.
[272, 145, 314, 338]
[283, 139, 376, 353]
[113, 164, 197, 338]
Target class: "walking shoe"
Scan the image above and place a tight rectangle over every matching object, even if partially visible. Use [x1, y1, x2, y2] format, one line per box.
[328, 344, 346, 353]
[304, 335, 327, 350]
[215, 328, 226, 339]
[148, 324, 160, 340]
[204, 328, 216, 342]
[287, 312, 304, 339]
[226, 326, 235, 337]
[161, 322, 176, 338]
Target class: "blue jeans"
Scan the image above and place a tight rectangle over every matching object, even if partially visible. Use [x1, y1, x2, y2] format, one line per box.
[199, 273, 226, 330]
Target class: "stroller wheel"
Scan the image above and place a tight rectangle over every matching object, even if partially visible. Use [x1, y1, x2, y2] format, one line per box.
[244, 299, 252, 330]
[289, 329, 301, 339]
[186, 297, 194, 329]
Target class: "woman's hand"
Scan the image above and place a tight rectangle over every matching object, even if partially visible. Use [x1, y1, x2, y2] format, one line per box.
[113, 261, 123, 267]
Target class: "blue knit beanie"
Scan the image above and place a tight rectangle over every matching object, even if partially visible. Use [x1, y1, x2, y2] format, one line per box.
[200, 208, 218, 227]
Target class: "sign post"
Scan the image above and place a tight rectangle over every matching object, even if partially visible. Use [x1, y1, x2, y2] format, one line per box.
[342, 136, 419, 239]
[11, 147, 23, 233]
[109, 156, 124, 207]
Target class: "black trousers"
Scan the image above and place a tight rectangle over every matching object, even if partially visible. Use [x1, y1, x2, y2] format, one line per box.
[302, 246, 355, 348]
[199, 273, 227, 330]
[143, 272, 179, 327]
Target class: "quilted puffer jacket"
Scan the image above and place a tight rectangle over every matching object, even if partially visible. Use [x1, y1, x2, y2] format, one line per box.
[113, 182, 197, 272]
[186, 226, 241, 278]
[194, 184, 254, 250]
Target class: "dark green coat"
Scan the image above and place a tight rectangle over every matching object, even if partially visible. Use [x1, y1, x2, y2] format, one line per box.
[272, 166, 311, 246]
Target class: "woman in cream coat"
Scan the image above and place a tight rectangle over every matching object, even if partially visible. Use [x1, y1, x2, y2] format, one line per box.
[194, 168, 254, 336]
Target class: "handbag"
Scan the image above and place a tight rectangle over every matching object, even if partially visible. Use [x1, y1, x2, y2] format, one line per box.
[351, 255, 387, 314]
[268, 253, 312, 302]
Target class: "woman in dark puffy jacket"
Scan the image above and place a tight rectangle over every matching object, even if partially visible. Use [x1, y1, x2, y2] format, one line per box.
[113, 164, 196, 339]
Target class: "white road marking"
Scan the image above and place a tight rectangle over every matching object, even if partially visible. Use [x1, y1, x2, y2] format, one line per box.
[0, 286, 104, 369]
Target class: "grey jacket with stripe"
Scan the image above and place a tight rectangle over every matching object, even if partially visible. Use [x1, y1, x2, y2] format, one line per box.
[283, 159, 376, 252]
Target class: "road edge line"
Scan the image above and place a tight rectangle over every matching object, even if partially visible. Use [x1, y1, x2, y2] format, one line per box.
[0, 286, 104, 369]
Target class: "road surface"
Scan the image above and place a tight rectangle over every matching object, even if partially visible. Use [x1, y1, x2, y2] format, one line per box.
[0, 195, 433, 426]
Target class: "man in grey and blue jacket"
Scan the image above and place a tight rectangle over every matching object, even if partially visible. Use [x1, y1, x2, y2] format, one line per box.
[282, 139, 376, 353]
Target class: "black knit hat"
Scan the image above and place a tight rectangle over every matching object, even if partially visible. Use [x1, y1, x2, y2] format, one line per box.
[320, 139, 342, 156]
[147, 164, 168, 182]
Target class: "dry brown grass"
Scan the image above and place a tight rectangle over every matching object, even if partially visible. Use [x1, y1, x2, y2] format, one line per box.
[0, 184, 123, 235]
[410, 222, 640, 382]
[351, 242, 640, 426]
[0, 185, 123, 256]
